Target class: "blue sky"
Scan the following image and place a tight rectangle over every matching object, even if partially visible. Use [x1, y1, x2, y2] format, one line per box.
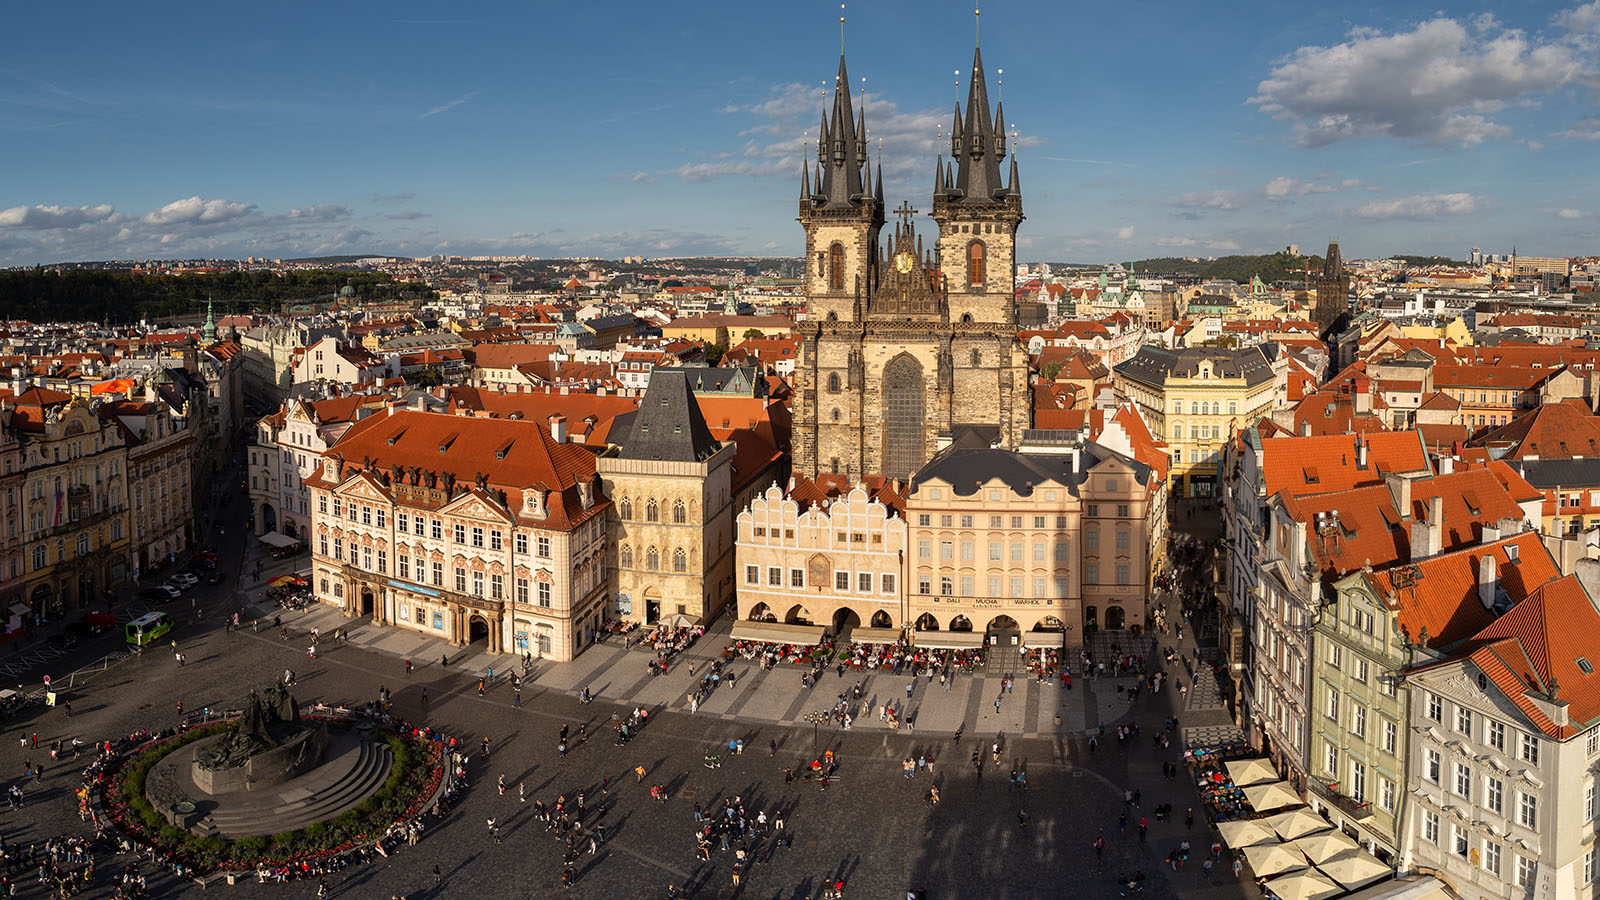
[1, 0, 1597, 265]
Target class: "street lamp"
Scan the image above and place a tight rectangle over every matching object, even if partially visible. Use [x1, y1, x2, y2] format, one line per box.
[803, 710, 830, 752]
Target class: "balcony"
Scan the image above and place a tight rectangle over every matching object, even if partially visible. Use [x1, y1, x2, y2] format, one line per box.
[1311, 780, 1373, 821]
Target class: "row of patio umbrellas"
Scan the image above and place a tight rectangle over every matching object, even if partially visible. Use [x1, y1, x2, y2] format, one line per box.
[1218, 759, 1391, 900]
[268, 575, 308, 588]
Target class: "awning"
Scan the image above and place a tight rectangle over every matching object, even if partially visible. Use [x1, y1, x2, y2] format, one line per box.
[728, 621, 826, 645]
[1265, 807, 1332, 842]
[1226, 757, 1281, 787]
[8, 603, 28, 617]
[1291, 830, 1359, 864]
[1243, 780, 1304, 813]
[1021, 630, 1066, 648]
[660, 613, 702, 629]
[1264, 869, 1343, 900]
[1242, 842, 1304, 878]
[1216, 819, 1281, 849]
[849, 626, 904, 644]
[258, 532, 301, 549]
[1316, 850, 1391, 891]
[911, 631, 986, 649]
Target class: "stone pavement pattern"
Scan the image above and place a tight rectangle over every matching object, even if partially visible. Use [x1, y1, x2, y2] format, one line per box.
[0, 488, 1256, 900]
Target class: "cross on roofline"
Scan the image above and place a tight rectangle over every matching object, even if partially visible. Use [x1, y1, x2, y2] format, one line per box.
[893, 201, 918, 228]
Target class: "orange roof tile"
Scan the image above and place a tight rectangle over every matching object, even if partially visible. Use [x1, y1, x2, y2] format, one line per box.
[1262, 432, 1431, 499]
[1365, 532, 1557, 650]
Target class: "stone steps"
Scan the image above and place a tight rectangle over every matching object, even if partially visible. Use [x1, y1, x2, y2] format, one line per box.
[194, 735, 393, 839]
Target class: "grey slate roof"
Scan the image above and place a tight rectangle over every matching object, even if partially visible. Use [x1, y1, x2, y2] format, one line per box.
[616, 369, 720, 463]
[910, 441, 1149, 498]
[1503, 458, 1600, 488]
[1113, 345, 1275, 389]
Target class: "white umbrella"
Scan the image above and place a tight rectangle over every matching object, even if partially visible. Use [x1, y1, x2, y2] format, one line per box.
[1317, 850, 1392, 890]
[1243, 842, 1305, 878]
[1265, 807, 1332, 841]
[1264, 869, 1343, 900]
[1217, 818, 1280, 848]
[1243, 780, 1302, 813]
[1226, 757, 1280, 786]
[1290, 830, 1358, 864]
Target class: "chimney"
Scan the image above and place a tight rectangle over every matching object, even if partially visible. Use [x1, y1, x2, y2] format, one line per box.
[8, 368, 23, 397]
[1386, 472, 1412, 518]
[1354, 379, 1371, 414]
[548, 414, 568, 444]
[1478, 553, 1498, 610]
[1414, 495, 1443, 557]
[1357, 437, 1368, 470]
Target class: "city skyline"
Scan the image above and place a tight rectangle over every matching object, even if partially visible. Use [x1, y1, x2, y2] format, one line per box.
[1, 0, 1598, 266]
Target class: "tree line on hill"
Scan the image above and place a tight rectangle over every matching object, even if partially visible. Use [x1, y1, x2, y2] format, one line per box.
[0, 270, 421, 323]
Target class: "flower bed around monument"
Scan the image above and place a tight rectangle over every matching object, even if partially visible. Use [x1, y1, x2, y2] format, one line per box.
[96, 715, 446, 876]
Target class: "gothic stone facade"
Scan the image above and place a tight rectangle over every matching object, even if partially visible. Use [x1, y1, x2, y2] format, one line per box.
[793, 50, 1029, 481]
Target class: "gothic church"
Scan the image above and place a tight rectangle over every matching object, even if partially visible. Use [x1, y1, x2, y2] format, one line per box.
[793, 47, 1030, 480]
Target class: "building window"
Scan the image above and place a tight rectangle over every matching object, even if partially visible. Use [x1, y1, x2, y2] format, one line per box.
[745, 564, 758, 585]
[1324, 741, 1339, 776]
[471, 571, 484, 597]
[1426, 692, 1442, 722]
[1383, 720, 1397, 754]
[673, 549, 687, 573]
[454, 568, 466, 593]
[1115, 565, 1129, 585]
[1519, 732, 1540, 765]
[432, 562, 443, 586]
[376, 549, 386, 574]
[1483, 841, 1501, 878]
[619, 498, 632, 519]
[940, 541, 953, 561]
[397, 512, 408, 533]
[1351, 704, 1366, 738]
[836, 571, 850, 591]
[621, 546, 634, 568]
[537, 581, 551, 608]
[491, 573, 503, 599]
[1452, 825, 1468, 860]
[398, 555, 409, 580]
[1516, 855, 1535, 890]
[1455, 707, 1472, 734]
[1379, 779, 1395, 813]
[967, 240, 985, 287]
[646, 548, 659, 571]
[941, 575, 954, 595]
[537, 536, 551, 558]
[827, 372, 841, 393]
[1487, 720, 1505, 753]
[490, 529, 502, 551]
[1326, 687, 1339, 721]
[1086, 530, 1098, 550]
[1085, 564, 1098, 584]
[1454, 763, 1471, 800]
[516, 578, 529, 604]
[918, 575, 931, 595]
[1486, 776, 1503, 815]
[1517, 793, 1537, 830]
[882, 573, 896, 594]
[1115, 530, 1130, 551]
[829, 243, 845, 290]
[646, 500, 658, 522]
[1421, 810, 1438, 845]
[1425, 748, 1440, 783]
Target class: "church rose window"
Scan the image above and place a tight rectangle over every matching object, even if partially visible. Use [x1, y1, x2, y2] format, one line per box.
[882, 354, 925, 478]
[967, 241, 986, 287]
[829, 243, 845, 290]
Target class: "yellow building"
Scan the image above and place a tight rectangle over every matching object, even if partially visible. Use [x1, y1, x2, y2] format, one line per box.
[9, 389, 132, 617]
[1114, 346, 1278, 499]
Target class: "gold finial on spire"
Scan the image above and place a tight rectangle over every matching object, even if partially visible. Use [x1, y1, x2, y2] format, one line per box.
[840, 4, 846, 55]
[954, 69, 962, 107]
[997, 68, 1003, 102]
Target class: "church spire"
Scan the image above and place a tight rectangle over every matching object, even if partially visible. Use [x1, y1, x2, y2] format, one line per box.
[818, 54, 868, 208]
[954, 47, 1006, 203]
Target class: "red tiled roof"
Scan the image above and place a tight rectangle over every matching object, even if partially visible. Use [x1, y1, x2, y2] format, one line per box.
[1434, 364, 1554, 390]
[1262, 431, 1431, 499]
[1454, 575, 1600, 739]
[788, 473, 908, 516]
[1365, 532, 1557, 650]
[1471, 403, 1600, 460]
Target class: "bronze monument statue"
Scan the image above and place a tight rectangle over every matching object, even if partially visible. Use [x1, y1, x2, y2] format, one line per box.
[197, 684, 304, 771]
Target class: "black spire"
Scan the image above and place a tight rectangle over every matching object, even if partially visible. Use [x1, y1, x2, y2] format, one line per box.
[954, 48, 1007, 204]
[819, 55, 868, 208]
[934, 153, 946, 195]
[1008, 154, 1020, 196]
[1322, 241, 1344, 279]
[801, 158, 811, 200]
[619, 370, 720, 463]
[874, 161, 883, 203]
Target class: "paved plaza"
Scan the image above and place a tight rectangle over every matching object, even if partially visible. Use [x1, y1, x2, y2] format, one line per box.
[0, 479, 1255, 900]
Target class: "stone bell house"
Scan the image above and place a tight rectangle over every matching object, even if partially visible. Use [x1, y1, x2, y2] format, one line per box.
[305, 407, 608, 662]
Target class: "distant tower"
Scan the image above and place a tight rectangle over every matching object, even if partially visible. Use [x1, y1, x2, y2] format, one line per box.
[202, 299, 218, 344]
[1313, 241, 1349, 330]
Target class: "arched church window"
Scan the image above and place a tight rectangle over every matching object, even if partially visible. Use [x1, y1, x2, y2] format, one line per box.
[645, 499, 658, 522]
[882, 355, 926, 479]
[827, 372, 841, 393]
[967, 241, 986, 288]
[672, 501, 686, 524]
[618, 497, 632, 520]
[646, 547, 659, 570]
[673, 549, 687, 573]
[620, 545, 633, 568]
[829, 243, 845, 290]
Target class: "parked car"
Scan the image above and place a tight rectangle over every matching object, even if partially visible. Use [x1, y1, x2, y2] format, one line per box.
[64, 611, 117, 639]
[168, 574, 197, 590]
[147, 585, 181, 601]
[206, 571, 225, 585]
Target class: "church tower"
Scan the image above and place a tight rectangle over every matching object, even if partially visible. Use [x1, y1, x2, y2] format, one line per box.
[793, 34, 1030, 482]
[1313, 240, 1349, 330]
[931, 47, 1023, 329]
[798, 55, 884, 325]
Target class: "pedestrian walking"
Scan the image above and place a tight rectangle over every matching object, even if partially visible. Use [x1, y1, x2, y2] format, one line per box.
[405, 659, 412, 675]
[635, 764, 647, 783]
[433, 865, 441, 886]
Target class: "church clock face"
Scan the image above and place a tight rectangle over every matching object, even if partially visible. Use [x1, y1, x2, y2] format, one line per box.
[894, 250, 914, 274]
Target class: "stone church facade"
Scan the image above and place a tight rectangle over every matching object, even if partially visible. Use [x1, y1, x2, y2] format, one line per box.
[793, 50, 1031, 481]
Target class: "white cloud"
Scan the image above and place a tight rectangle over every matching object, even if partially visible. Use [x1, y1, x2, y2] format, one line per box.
[1557, 114, 1600, 139]
[1153, 234, 1243, 252]
[0, 203, 116, 229]
[1114, 225, 1136, 240]
[1351, 192, 1481, 219]
[1167, 190, 1252, 210]
[1250, 16, 1591, 146]
[1262, 176, 1363, 200]
[672, 158, 797, 183]
[143, 196, 255, 226]
[415, 91, 479, 122]
[1556, 1, 1600, 45]
[612, 171, 653, 183]
[283, 205, 349, 222]
[1557, 208, 1586, 219]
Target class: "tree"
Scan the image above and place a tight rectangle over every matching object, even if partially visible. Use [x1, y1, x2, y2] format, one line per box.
[703, 342, 729, 366]
[742, 328, 765, 341]
[1038, 360, 1064, 382]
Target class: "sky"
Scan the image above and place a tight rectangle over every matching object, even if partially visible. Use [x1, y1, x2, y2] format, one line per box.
[1, 0, 1598, 266]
